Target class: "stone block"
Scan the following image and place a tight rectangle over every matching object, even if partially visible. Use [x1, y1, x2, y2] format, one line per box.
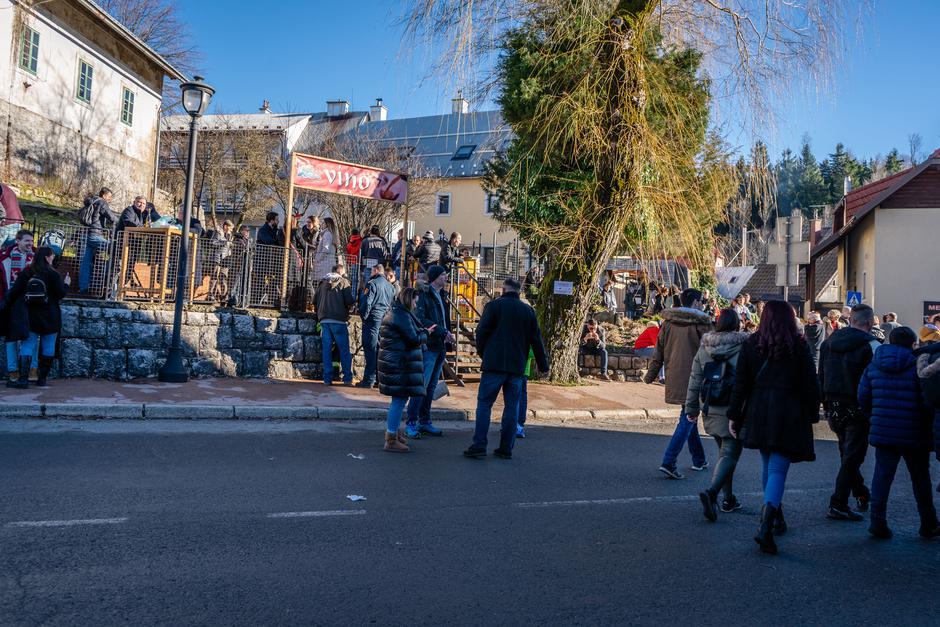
[126, 349, 159, 378]
[180, 325, 201, 356]
[293, 363, 322, 380]
[304, 335, 322, 362]
[632, 357, 650, 369]
[262, 332, 282, 350]
[145, 404, 234, 419]
[44, 403, 144, 419]
[92, 349, 127, 379]
[124, 323, 162, 349]
[102, 323, 125, 349]
[153, 310, 176, 325]
[78, 320, 107, 339]
[102, 307, 133, 321]
[61, 339, 92, 377]
[532, 409, 594, 421]
[318, 406, 388, 421]
[220, 350, 241, 376]
[234, 314, 255, 339]
[592, 409, 649, 421]
[298, 318, 318, 334]
[268, 360, 296, 380]
[215, 324, 233, 350]
[60, 307, 80, 337]
[216, 312, 232, 326]
[202, 312, 221, 326]
[255, 317, 276, 334]
[608, 356, 621, 370]
[283, 334, 305, 361]
[199, 326, 219, 352]
[583, 354, 595, 369]
[276, 317, 298, 334]
[234, 406, 319, 420]
[186, 311, 207, 326]
[243, 351, 270, 377]
[132, 310, 157, 322]
[80, 306, 102, 318]
[191, 355, 221, 378]
[0, 404, 42, 417]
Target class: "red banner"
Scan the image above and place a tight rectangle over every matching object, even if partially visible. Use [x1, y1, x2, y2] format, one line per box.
[291, 153, 409, 204]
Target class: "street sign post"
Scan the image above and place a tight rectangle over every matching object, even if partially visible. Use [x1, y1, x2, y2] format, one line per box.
[767, 214, 810, 301]
[845, 291, 863, 308]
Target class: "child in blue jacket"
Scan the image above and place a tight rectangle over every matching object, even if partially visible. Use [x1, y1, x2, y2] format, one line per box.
[859, 326, 939, 539]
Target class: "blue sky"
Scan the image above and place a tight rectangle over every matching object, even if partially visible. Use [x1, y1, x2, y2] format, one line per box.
[178, 1, 940, 162]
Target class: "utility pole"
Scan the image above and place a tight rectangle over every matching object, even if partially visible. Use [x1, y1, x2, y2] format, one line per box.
[741, 225, 748, 266]
[783, 216, 791, 303]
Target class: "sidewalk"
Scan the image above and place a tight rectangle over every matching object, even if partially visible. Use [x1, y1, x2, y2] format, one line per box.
[0, 377, 673, 422]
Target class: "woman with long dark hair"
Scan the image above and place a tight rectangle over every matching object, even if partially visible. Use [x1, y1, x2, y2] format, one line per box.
[312, 216, 338, 283]
[686, 309, 749, 520]
[727, 300, 820, 554]
[3, 246, 68, 388]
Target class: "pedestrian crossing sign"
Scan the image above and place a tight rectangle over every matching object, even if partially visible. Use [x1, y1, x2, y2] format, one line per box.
[845, 291, 862, 308]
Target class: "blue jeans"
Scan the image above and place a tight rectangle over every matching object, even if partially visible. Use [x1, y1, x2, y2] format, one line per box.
[661, 406, 706, 469]
[320, 322, 352, 384]
[386, 396, 408, 435]
[870, 446, 937, 523]
[761, 450, 792, 507]
[406, 348, 446, 425]
[473, 371, 525, 451]
[6, 341, 38, 369]
[22, 332, 57, 358]
[79, 235, 109, 292]
[361, 316, 381, 384]
[517, 378, 528, 426]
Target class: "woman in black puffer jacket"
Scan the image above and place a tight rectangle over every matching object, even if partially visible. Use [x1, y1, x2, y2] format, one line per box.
[377, 287, 428, 452]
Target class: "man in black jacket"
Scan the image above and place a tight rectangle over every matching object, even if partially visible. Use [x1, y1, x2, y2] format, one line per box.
[819, 303, 881, 520]
[78, 187, 118, 294]
[256, 212, 283, 247]
[464, 278, 549, 459]
[359, 225, 390, 293]
[413, 232, 441, 272]
[314, 264, 355, 386]
[405, 264, 453, 437]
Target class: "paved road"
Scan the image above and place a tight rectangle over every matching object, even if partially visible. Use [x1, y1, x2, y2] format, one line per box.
[1, 420, 937, 626]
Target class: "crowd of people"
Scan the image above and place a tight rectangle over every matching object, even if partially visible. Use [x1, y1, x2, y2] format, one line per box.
[643, 288, 940, 555]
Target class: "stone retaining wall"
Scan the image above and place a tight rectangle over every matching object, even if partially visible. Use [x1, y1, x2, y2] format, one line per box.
[579, 350, 651, 382]
[0, 300, 363, 381]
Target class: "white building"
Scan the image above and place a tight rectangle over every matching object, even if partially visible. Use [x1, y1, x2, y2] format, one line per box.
[0, 0, 185, 207]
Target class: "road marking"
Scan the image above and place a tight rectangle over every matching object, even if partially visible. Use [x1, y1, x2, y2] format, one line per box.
[5, 517, 129, 528]
[266, 510, 367, 519]
[516, 488, 829, 509]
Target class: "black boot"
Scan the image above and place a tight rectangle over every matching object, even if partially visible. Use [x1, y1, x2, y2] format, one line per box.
[6, 356, 30, 389]
[36, 356, 54, 387]
[868, 511, 892, 539]
[774, 504, 788, 535]
[755, 504, 778, 555]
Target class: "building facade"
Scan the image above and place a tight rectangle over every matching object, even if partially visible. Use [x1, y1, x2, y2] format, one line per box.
[0, 0, 184, 207]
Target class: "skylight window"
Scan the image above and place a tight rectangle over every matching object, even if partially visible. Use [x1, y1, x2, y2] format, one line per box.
[451, 145, 476, 160]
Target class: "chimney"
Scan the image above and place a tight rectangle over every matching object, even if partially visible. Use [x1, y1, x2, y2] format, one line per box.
[809, 218, 822, 247]
[370, 98, 388, 121]
[326, 100, 350, 118]
[259, 100, 271, 113]
[843, 176, 852, 196]
[451, 90, 469, 115]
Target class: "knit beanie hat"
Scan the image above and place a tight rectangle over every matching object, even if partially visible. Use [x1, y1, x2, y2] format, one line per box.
[427, 265, 446, 283]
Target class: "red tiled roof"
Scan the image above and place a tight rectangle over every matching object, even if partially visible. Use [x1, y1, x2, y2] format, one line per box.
[930, 147, 940, 160]
[844, 167, 912, 220]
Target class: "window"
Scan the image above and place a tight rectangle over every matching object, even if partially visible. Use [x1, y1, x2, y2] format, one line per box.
[19, 26, 40, 74]
[121, 87, 135, 126]
[451, 145, 476, 160]
[436, 193, 451, 216]
[76, 59, 93, 103]
[485, 193, 500, 215]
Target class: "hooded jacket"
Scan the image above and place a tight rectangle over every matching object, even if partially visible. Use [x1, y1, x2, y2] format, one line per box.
[345, 234, 363, 267]
[802, 322, 825, 369]
[818, 326, 880, 405]
[314, 273, 354, 323]
[685, 331, 749, 436]
[643, 306, 713, 405]
[859, 344, 931, 449]
[378, 303, 428, 398]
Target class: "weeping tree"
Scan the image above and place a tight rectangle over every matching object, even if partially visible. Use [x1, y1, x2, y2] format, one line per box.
[403, 0, 862, 382]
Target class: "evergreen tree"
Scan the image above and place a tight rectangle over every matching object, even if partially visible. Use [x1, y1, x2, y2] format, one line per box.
[795, 139, 827, 211]
[884, 148, 905, 175]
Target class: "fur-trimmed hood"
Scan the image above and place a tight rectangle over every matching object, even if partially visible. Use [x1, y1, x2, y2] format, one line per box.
[917, 352, 940, 379]
[700, 331, 749, 359]
[659, 306, 713, 326]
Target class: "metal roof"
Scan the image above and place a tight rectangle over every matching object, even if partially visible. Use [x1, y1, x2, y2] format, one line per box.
[161, 112, 318, 133]
[349, 110, 512, 178]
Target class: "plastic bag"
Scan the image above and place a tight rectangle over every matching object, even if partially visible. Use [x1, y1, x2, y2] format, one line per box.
[433, 379, 449, 401]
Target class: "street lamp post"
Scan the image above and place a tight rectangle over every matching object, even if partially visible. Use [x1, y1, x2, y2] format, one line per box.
[159, 76, 214, 383]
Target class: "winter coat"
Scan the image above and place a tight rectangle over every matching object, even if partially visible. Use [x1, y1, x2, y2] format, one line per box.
[643, 307, 714, 405]
[818, 327, 880, 405]
[580, 325, 607, 351]
[914, 342, 940, 454]
[314, 273, 354, 323]
[0, 244, 35, 341]
[117, 205, 160, 232]
[634, 326, 659, 350]
[727, 337, 820, 463]
[440, 242, 461, 268]
[803, 322, 825, 370]
[360, 274, 396, 322]
[4, 266, 67, 335]
[207, 230, 233, 265]
[685, 331, 749, 437]
[859, 344, 931, 449]
[256, 223, 282, 247]
[475, 292, 549, 376]
[345, 234, 363, 267]
[0, 183, 24, 226]
[413, 282, 450, 352]
[377, 303, 428, 398]
[413, 239, 441, 270]
[360, 235, 390, 267]
[85, 197, 118, 238]
[312, 229, 338, 281]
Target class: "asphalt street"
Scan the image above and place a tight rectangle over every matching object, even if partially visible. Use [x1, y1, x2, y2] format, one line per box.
[1, 419, 938, 626]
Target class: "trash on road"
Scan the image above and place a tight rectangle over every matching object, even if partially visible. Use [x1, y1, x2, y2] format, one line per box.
[347, 453, 365, 460]
[346, 495, 367, 502]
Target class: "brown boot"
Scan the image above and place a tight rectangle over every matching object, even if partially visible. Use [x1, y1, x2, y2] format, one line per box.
[397, 427, 408, 445]
[28, 367, 38, 382]
[384, 431, 410, 453]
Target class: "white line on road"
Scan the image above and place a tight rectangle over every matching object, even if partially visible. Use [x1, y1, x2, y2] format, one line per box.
[266, 510, 367, 519]
[515, 488, 829, 509]
[5, 517, 129, 528]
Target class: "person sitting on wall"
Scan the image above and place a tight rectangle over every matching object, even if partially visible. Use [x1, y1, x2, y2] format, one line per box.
[580, 318, 610, 381]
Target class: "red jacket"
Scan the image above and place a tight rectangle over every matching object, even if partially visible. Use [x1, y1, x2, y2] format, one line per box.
[345, 234, 363, 267]
[0, 183, 24, 226]
[634, 326, 660, 349]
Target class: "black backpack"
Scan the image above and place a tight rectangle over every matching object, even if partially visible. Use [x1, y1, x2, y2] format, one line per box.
[24, 275, 48, 306]
[78, 196, 100, 227]
[700, 355, 736, 415]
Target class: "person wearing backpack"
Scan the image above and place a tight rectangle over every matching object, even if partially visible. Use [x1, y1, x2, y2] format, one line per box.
[78, 187, 117, 295]
[2, 247, 68, 388]
[859, 327, 940, 539]
[685, 309, 749, 521]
